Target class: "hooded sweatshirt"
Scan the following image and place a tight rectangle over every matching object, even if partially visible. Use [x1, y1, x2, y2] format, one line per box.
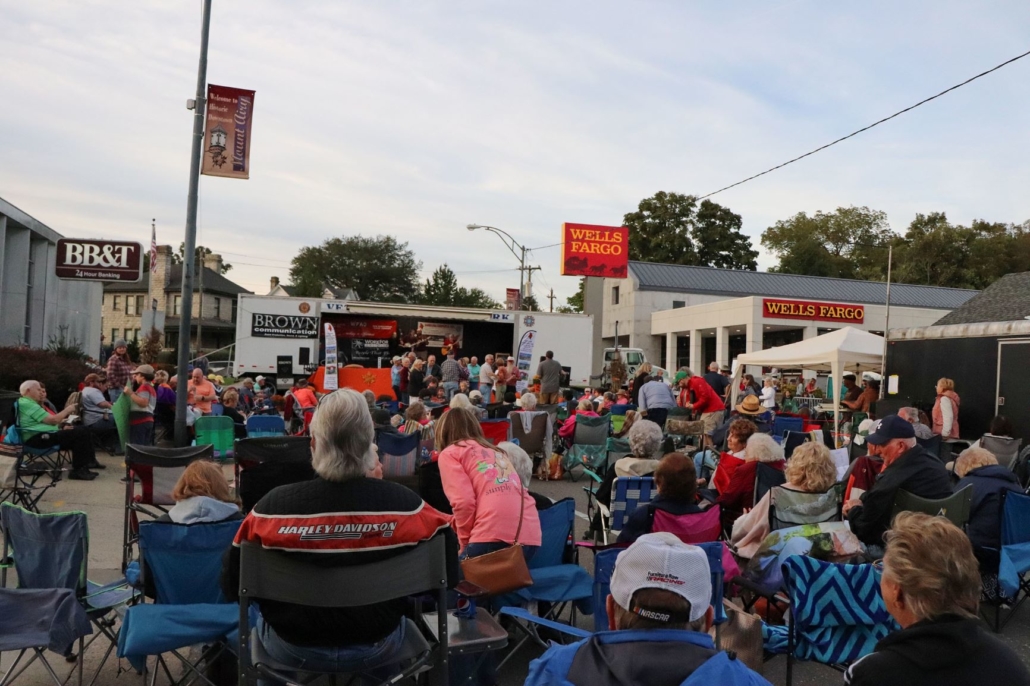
[956, 464, 1023, 552]
[845, 614, 1030, 686]
[167, 495, 242, 525]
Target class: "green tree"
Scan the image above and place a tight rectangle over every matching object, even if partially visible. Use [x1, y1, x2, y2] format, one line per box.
[623, 192, 757, 269]
[557, 278, 584, 313]
[171, 243, 233, 273]
[418, 264, 499, 309]
[289, 235, 422, 302]
[521, 294, 540, 311]
[761, 206, 893, 280]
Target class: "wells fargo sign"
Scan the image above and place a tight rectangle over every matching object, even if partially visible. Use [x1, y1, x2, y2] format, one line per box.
[763, 298, 865, 324]
[55, 239, 143, 282]
[560, 223, 629, 278]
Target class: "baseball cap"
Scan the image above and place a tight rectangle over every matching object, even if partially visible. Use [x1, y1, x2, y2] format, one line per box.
[610, 532, 711, 623]
[132, 364, 155, 377]
[865, 414, 915, 445]
[256, 375, 266, 382]
[469, 390, 483, 400]
[852, 418, 876, 446]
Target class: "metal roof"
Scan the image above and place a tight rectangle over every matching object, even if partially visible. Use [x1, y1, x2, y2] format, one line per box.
[628, 261, 978, 310]
[933, 272, 1030, 325]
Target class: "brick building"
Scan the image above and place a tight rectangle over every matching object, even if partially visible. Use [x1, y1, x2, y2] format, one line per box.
[102, 245, 251, 352]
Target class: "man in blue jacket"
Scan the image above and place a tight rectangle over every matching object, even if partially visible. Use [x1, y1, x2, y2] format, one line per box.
[525, 532, 769, 686]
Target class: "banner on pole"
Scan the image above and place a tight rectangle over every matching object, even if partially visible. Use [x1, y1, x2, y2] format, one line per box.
[514, 329, 536, 394]
[505, 288, 522, 310]
[324, 323, 339, 391]
[202, 85, 256, 179]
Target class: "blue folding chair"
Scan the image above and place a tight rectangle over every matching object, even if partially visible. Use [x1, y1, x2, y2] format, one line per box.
[0, 442, 59, 513]
[772, 416, 804, 440]
[244, 415, 286, 438]
[1, 502, 134, 686]
[208, 403, 224, 417]
[117, 519, 242, 686]
[591, 548, 621, 632]
[996, 491, 1030, 630]
[10, 401, 66, 475]
[608, 404, 635, 417]
[607, 476, 656, 543]
[782, 430, 810, 459]
[763, 555, 898, 686]
[375, 431, 421, 487]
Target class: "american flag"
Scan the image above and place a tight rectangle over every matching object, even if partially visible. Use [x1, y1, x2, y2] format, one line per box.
[150, 220, 157, 269]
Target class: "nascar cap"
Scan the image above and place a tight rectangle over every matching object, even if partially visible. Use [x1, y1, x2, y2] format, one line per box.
[610, 532, 711, 623]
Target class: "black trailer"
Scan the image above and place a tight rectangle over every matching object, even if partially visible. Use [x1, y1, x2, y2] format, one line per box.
[886, 322, 1030, 443]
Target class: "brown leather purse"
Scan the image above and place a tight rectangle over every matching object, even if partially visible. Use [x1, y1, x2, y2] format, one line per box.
[459, 488, 533, 595]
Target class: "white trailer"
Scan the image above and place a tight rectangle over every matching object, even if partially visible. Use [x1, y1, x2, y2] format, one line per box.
[233, 294, 595, 388]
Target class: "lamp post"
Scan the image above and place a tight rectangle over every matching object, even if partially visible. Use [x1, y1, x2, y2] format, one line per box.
[466, 224, 529, 301]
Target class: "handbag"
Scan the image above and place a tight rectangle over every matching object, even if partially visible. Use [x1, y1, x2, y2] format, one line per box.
[459, 488, 533, 595]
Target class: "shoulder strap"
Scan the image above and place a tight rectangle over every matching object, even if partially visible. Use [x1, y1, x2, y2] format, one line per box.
[514, 478, 526, 544]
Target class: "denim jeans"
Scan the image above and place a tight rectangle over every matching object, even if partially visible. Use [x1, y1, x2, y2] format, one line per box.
[442, 381, 460, 401]
[694, 449, 720, 483]
[479, 383, 493, 404]
[256, 616, 408, 685]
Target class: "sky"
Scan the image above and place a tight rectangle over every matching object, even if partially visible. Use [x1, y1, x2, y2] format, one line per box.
[2, 1, 1029, 305]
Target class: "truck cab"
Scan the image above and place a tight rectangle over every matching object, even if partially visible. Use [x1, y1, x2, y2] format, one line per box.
[599, 347, 647, 388]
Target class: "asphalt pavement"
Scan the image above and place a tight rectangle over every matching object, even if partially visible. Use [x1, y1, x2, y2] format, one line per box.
[5, 448, 1030, 686]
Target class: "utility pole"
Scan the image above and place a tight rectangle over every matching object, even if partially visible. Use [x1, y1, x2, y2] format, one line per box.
[547, 288, 556, 312]
[174, 0, 212, 447]
[522, 265, 541, 297]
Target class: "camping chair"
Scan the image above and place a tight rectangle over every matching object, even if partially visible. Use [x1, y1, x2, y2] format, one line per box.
[1, 503, 134, 686]
[510, 412, 549, 460]
[980, 434, 1022, 470]
[652, 505, 723, 544]
[233, 437, 314, 514]
[479, 419, 510, 446]
[990, 491, 1030, 631]
[769, 486, 841, 531]
[194, 416, 235, 461]
[117, 519, 242, 686]
[243, 415, 286, 439]
[563, 415, 609, 479]
[237, 536, 449, 686]
[376, 431, 421, 488]
[782, 430, 810, 459]
[11, 401, 68, 476]
[497, 498, 594, 669]
[916, 434, 943, 461]
[609, 404, 635, 416]
[891, 485, 973, 530]
[122, 444, 213, 571]
[754, 463, 787, 509]
[609, 414, 626, 435]
[772, 416, 804, 440]
[0, 443, 59, 513]
[764, 555, 898, 686]
[605, 476, 657, 544]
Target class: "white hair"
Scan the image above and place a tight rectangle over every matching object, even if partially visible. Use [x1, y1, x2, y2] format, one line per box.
[898, 407, 919, 423]
[745, 433, 784, 463]
[19, 380, 40, 395]
[899, 436, 917, 449]
[498, 441, 532, 488]
[449, 393, 472, 410]
[309, 389, 376, 482]
[708, 362, 719, 371]
[628, 419, 664, 459]
[520, 392, 538, 411]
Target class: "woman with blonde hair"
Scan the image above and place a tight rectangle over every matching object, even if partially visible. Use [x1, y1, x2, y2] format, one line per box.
[844, 512, 1030, 685]
[932, 377, 960, 439]
[407, 358, 427, 399]
[730, 441, 837, 557]
[435, 408, 541, 560]
[954, 447, 1022, 562]
[631, 362, 653, 407]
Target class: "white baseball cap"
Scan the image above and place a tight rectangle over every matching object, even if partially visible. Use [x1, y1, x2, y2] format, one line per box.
[255, 375, 266, 382]
[610, 532, 711, 623]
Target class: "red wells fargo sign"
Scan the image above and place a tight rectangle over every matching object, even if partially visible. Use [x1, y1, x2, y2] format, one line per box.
[560, 223, 629, 278]
[763, 299, 865, 324]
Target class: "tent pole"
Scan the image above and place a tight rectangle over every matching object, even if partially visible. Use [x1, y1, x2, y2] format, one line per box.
[880, 244, 892, 399]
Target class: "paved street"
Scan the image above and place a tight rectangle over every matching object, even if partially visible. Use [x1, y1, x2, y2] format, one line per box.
[5, 448, 1030, 685]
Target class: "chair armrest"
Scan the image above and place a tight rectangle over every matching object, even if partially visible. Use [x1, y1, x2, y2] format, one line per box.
[498, 606, 592, 639]
[730, 575, 787, 605]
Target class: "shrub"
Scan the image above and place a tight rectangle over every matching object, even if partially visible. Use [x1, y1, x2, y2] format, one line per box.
[0, 347, 94, 408]
[46, 325, 88, 361]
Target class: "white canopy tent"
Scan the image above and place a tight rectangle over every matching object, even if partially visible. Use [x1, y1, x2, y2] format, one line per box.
[730, 327, 885, 444]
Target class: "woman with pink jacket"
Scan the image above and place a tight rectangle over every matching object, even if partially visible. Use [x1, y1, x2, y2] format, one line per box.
[436, 408, 542, 561]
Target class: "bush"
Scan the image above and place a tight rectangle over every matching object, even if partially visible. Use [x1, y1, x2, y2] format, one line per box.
[46, 325, 87, 361]
[0, 347, 94, 409]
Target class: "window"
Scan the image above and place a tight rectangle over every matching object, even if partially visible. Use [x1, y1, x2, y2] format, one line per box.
[672, 300, 686, 309]
[127, 296, 136, 315]
[173, 295, 181, 316]
[133, 328, 141, 342]
[111, 328, 119, 343]
[215, 297, 222, 320]
[611, 286, 620, 305]
[626, 352, 644, 365]
[136, 295, 145, 314]
[113, 295, 121, 311]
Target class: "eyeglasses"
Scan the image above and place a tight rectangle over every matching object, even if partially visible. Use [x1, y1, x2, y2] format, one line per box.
[872, 559, 885, 573]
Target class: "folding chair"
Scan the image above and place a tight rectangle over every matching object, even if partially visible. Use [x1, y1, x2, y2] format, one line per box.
[479, 419, 510, 446]
[122, 444, 213, 571]
[11, 402, 68, 476]
[765, 555, 898, 686]
[769, 486, 841, 531]
[208, 403, 224, 416]
[563, 415, 609, 480]
[510, 412, 549, 461]
[980, 434, 1022, 470]
[608, 404, 634, 417]
[0, 443, 59, 513]
[993, 491, 1030, 631]
[117, 519, 242, 686]
[916, 434, 943, 461]
[891, 485, 973, 530]
[754, 463, 786, 509]
[772, 416, 804, 440]
[194, 416, 235, 461]
[237, 536, 449, 686]
[0, 587, 90, 686]
[1, 503, 135, 686]
[652, 505, 723, 544]
[243, 415, 286, 439]
[606, 476, 656, 544]
[782, 430, 810, 459]
[376, 431, 421, 488]
[233, 437, 314, 514]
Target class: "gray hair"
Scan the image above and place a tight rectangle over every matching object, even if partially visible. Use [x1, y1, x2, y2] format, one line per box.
[708, 362, 719, 372]
[744, 433, 784, 463]
[499, 441, 532, 488]
[362, 389, 376, 409]
[520, 392, 538, 411]
[898, 407, 919, 423]
[19, 380, 40, 395]
[310, 389, 376, 482]
[628, 419, 664, 459]
[449, 393, 472, 410]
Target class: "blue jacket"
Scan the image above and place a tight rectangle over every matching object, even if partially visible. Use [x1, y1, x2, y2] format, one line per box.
[638, 380, 676, 412]
[957, 464, 1023, 553]
[525, 629, 771, 686]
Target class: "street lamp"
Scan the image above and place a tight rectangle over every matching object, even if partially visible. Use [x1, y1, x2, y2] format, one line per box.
[466, 223, 528, 300]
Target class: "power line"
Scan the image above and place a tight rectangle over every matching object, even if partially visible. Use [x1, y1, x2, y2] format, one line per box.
[699, 47, 1030, 199]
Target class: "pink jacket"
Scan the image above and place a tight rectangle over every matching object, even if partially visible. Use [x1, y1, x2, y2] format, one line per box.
[559, 410, 600, 439]
[438, 440, 542, 551]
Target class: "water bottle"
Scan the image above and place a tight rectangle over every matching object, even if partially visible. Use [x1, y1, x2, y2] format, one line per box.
[420, 447, 431, 463]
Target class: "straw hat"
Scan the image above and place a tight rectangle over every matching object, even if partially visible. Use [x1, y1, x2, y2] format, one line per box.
[735, 395, 764, 415]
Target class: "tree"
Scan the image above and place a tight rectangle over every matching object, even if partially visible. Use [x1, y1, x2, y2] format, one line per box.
[761, 206, 894, 280]
[556, 278, 585, 313]
[521, 294, 540, 312]
[623, 192, 757, 269]
[418, 264, 499, 309]
[171, 243, 233, 273]
[289, 235, 422, 303]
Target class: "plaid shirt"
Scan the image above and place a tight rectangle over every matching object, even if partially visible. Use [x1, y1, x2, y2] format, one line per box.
[106, 353, 134, 388]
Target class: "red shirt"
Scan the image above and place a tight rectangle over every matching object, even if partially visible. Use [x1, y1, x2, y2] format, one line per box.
[687, 376, 724, 414]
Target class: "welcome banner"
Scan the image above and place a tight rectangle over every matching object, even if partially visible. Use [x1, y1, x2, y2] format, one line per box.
[202, 85, 256, 179]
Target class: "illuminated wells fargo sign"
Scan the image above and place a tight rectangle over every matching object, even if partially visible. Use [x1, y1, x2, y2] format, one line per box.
[560, 223, 629, 278]
[762, 298, 865, 324]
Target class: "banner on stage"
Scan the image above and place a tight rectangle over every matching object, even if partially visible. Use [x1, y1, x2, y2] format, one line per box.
[514, 329, 536, 394]
[323, 323, 339, 391]
[202, 84, 256, 179]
